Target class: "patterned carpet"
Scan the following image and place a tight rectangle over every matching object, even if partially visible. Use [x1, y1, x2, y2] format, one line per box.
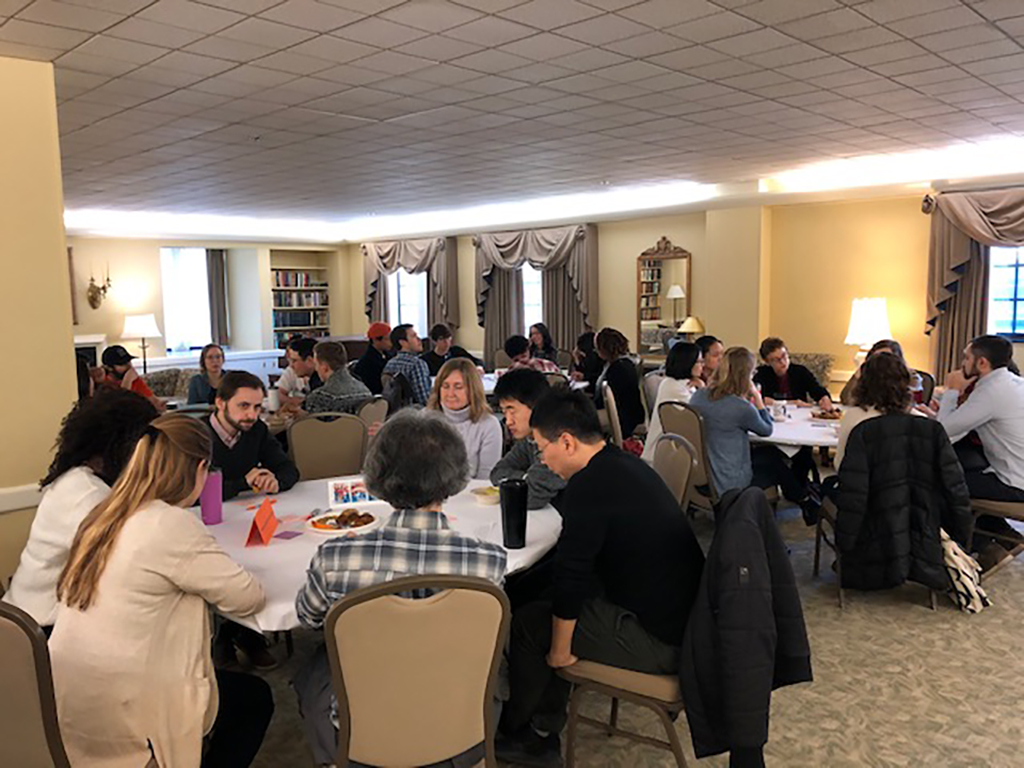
[252, 505, 1024, 768]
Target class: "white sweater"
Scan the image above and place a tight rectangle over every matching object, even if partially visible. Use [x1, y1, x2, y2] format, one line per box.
[442, 405, 504, 480]
[3, 466, 110, 626]
[642, 377, 697, 464]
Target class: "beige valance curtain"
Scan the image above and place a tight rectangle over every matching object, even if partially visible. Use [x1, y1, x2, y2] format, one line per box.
[362, 237, 459, 331]
[475, 224, 598, 368]
[924, 189, 1024, 377]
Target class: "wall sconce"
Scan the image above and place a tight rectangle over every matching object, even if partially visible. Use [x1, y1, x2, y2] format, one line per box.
[86, 266, 111, 309]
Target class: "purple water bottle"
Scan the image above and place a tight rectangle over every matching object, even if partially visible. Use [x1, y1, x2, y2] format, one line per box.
[200, 469, 223, 525]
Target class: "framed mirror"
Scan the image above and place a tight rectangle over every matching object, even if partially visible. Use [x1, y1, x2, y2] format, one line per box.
[637, 237, 692, 357]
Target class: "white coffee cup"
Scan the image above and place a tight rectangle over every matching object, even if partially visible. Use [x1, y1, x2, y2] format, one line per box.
[771, 402, 788, 422]
[268, 387, 281, 412]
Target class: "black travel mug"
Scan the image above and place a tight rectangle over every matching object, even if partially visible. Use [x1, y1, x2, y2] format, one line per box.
[499, 478, 528, 549]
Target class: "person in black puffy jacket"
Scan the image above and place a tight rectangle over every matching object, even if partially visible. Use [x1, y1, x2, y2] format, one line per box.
[836, 412, 972, 591]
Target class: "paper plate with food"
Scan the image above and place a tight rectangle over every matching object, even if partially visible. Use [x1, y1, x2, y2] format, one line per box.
[810, 409, 842, 421]
[471, 486, 501, 506]
[307, 506, 387, 536]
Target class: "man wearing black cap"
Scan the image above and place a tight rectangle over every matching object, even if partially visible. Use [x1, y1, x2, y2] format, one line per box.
[101, 345, 165, 411]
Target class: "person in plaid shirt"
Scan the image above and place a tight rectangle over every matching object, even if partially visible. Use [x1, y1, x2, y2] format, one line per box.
[381, 323, 432, 405]
[293, 410, 507, 767]
[505, 334, 560, 374]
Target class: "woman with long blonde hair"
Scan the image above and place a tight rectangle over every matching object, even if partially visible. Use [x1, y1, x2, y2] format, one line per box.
[50, 413, 271, 768]
[688, 347, 773, 496]
[427, 357, 503, 479]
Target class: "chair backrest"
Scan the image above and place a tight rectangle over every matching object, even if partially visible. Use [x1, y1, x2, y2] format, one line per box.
[658, 401, 717, 503]
[381, 372, 413, 414]
[288, 413, 368, 480]
[789, 352, 835, 391]
[643, 371, 665, 417]
[325, 575, 510, 768]
[601, 381, 624, 448]
[653, 433, 698, 512]
[556, 349, 573, 369]
[175, 404, 215, 420]
[493, 350, 512, 369]
[356, 396, 389, 430]
[917, 370, 936, 404]
[0, 603, 71, 768]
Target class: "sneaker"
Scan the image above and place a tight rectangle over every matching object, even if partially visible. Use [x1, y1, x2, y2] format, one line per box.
[495, 727, 563, 768]
[233, 638, 279, 671]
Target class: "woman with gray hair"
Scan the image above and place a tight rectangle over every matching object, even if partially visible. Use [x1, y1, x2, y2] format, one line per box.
[294, 410, 508, 768]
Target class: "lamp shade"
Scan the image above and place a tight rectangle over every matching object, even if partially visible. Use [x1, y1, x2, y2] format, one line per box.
[677, 316, 704, 334]
[122, 313, 162, 339]
[844, 298, 891, 348]
[665, 283, 686, 300]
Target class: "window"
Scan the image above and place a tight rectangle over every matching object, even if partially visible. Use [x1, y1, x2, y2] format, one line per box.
[387, 269, 428, 335]
[989, 246, 1024, 339]
[522, 263, 543, 335]
[160, 247, 211, 353]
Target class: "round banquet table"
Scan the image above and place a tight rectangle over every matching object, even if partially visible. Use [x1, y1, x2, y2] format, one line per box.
[203, 478, 562, 632]
[751, 404, 840, 456]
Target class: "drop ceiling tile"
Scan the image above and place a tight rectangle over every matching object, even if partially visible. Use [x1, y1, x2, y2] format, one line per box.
[617, 0, 718, 27]
[74, 35, 170, 65]
[379, 0, 484, 33]
[406, 63, 479, 85]
[453, 73, 524, 93]
[354, 50, 436, 75]
[502, 62, 577, 83]
[252, 50, 336, 75]
[845, 40, 929, 67]
[557, 14, 648, 44]
[289, 35, 378, 63]
[686, 57, 759, 80]
[743, 42, 825, 68]
[971, 0, 1024, 22]
[939, 39, 1020, 65]
[137, 0, 244, 33]
[547, 46, 628, 71]
[0, 40, 62, 60]
[738, 0, 840, 25]
[648, 44, 729, 69]
[106, 18, 207, 48]
[445, 16, 536, 46]
[453, 48, 533, 73]
[56, 49, 140, 76]
[707, 27, 794, 56]
[603, 30, 689, 56]
[887, 6, 984, 37]
[814, 26, 901, 54]
[17, 0, 125, 31]
[258, 0, 364, 32]
[184, 35, 278, 63]
[0, 18, 91, 48]
[867, 53, 947, 76]
[394, 33, 483, 61]
[219, 18, 316, 48]
[498, 0, 603, 29]
[775, 55, 852, 79]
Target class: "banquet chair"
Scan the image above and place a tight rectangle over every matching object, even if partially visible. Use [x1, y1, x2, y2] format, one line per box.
[494, 350, 513, 369]
[0, 602, 72, 768]
[324, 575, 510, 768]
[556, 349, 573, 369]
[658, 402, 718, 514]
[601, 381, 625, 448]
[558, 660, 688, 767]
[643, 371, 665, 419]
[970, 498, 1024, 579]
[545, 372, 569, 389]
[356, 396, 388, 432]
[288, 413, 368, 480]
[653, 434, 698, 513]
[917, 370, 936, 405]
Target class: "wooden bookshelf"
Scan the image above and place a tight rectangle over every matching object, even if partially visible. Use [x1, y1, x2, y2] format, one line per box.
[272, 266, 330, 348]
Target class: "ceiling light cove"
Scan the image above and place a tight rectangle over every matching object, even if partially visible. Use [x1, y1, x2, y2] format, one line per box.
[65, 181, 719, 242]
[761, 137, 1024, 195]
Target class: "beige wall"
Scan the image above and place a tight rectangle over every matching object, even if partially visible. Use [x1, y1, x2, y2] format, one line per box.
[769, 196, 930, 373]
[702, 206, 766, 351]
[0, 57, 74, 490]
[226, 248, 272, 349]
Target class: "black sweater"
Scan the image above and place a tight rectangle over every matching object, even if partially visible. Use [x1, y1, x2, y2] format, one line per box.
[594, 358, 645, 438]
[753, 363, 828, 403]
[208, 418, 300, 500]
[352, 347, 390, 395]
[420, 346, 482, 376]
[554, 444, 705, 645]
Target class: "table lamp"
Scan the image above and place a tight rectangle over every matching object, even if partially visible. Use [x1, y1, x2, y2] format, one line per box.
[121, 313, 162, 374]
[844, 298, 891, 365]
[677, 316, 704, 341]
[665, 283, 686, 325]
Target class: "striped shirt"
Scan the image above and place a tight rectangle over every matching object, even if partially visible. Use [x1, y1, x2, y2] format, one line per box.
[295, 508, 507, 630]
[382, 351, 432, 405]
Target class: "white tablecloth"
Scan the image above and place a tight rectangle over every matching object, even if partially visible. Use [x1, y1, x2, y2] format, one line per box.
[204, 479, 562, 632]
[752, 404, 840, 454]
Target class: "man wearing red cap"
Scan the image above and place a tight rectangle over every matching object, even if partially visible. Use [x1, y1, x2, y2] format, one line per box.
[352, 322, 393, 395]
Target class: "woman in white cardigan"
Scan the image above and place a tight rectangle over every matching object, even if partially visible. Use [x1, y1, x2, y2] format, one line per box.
[427, 358, 503, 479]
[3, 389, 159, 629]
[51, 414, 271, 768]
[642, 341, 705, 464]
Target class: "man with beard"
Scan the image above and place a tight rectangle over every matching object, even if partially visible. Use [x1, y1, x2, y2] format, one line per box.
[100, 344, 165, 412]
[210, 370, 299, 500]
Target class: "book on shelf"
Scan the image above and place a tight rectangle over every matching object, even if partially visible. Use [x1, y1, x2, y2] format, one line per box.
[272, 290, 329, 308]
[272, 270, 328, 288]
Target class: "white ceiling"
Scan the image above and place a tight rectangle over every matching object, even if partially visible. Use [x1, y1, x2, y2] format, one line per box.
[4, 0, 1024, 220]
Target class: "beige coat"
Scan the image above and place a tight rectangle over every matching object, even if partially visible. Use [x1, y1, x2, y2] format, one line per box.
[50, 499, 265, 768]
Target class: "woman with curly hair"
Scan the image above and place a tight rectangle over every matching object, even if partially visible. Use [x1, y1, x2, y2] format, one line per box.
[836, 352, 916, 466]
[3, 389, 158, 628]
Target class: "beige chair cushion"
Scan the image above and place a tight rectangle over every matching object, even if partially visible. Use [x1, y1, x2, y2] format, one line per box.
[0, 614, 63, 767]
[560, 660, 681, 703]
[288, 413, 367, 480]
[972, 498, 1024, 520]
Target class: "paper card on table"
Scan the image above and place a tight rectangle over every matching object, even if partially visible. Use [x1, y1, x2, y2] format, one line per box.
[245, 498, 279, 547]
[274, 530, 303, 540]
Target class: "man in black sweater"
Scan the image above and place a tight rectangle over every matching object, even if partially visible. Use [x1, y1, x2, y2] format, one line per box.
[497, 390, 705, 766]
[753, 337, 833, 409]
[351, 322, 393, 395]
[209, 370, 299, 500]
[420, 323, 482, 376]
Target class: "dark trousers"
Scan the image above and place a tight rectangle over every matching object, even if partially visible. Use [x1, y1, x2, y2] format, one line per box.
[203, 670, 274, 768]
[501, 598, 679, 736]
[751, 445, 810, 502]
[955, 440, 1024, 550]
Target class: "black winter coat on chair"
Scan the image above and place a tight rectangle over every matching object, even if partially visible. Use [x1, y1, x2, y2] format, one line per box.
[836, 413, 972, 591]
[679, 488, 812, 759]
